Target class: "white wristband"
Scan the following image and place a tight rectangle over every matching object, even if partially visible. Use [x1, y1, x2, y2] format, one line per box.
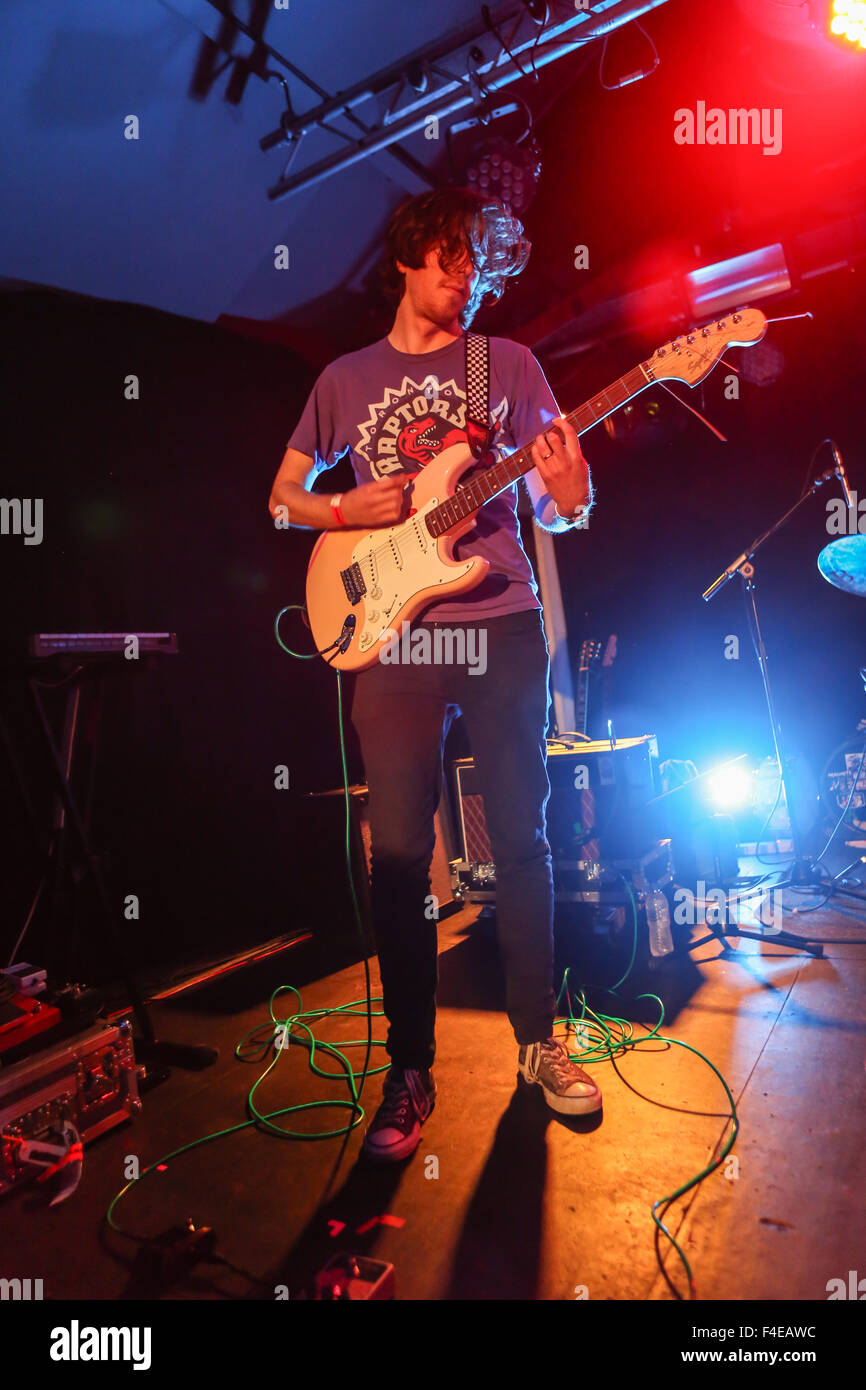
[554, 500, 590, 527]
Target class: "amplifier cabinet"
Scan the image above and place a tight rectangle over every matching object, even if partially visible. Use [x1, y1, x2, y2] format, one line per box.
[306, 785, 460, 929]
[450, 734, 660, 884]
[355, 787, 459, 918]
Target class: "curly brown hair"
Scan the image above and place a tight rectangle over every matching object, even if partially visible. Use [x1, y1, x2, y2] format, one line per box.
[378, 187, 530, 327]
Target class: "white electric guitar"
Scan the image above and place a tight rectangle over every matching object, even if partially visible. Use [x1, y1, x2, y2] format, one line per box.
[305, 308, 767, 671]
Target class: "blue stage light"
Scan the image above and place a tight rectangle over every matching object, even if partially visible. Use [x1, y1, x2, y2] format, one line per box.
[704, 763, 753, 810]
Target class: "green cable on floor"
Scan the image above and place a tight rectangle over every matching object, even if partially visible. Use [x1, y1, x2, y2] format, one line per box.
[552, 880, 740, 1299]
[107, 602, 739, 1300]
[274, 601, 378, 1104]
[106, 985, 391, 1239]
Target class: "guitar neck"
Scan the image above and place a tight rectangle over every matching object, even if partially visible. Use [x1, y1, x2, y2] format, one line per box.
[576, 668, 590, 737]
[425, 360, 652, 538]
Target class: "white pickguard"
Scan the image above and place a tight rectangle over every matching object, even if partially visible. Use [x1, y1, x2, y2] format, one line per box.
[350, 497, 477, 654]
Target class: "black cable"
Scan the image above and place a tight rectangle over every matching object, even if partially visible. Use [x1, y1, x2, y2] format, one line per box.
[203, 1252, 275, 1291]
[482, 4, 535, 82]
[784, 862, 835, 915]
[511, 94, 536, 144]
[783, 859, 866, 927]
[520, 0, 550, 80]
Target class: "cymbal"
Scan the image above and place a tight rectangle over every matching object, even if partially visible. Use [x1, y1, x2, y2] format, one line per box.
[818, 536, 866, 598]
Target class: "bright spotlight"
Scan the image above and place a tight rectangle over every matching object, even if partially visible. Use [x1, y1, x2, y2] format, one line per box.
[830, 1, 866, 48]
[705, 764, 753, 810]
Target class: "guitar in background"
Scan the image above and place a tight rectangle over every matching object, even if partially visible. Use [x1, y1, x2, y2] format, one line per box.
[573, 634, 617, 740]
[575, 639, 602, 739]
[571, 635, 618, 858]
[599, 634, 618, 739]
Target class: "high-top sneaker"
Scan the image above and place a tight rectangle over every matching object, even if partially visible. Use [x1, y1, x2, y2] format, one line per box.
[362, 1065, 436, 1162]
[517, 1037, 602, 1115]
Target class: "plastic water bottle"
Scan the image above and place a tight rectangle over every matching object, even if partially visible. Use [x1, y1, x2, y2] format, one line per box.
[646, 889, 674, 957]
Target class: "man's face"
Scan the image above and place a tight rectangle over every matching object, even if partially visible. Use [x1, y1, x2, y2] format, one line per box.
[397, 242, 479, 328]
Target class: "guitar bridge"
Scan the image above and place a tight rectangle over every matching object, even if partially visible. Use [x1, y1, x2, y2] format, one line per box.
[341, 561, 366, 604]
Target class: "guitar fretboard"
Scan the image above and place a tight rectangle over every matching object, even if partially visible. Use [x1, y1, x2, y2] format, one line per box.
[425, 361, 652, 538]
[576, 669, 590, 738]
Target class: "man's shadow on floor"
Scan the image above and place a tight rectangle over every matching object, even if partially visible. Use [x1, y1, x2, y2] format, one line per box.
[269, 1077, 599, 1301]
[440, 1076, 602, 1300]
[257, 1132, 409, 1298]
[273, 927, 604, 1300]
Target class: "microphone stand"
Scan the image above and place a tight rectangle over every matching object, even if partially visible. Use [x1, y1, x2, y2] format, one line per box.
[701, 468, 843, 942]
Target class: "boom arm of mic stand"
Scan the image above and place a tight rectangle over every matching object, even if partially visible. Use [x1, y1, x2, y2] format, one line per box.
[701, 472, 835, 603]
[702, 554, 748, 602]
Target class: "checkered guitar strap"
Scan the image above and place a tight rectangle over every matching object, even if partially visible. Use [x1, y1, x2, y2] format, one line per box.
[464, 331, 498, 460]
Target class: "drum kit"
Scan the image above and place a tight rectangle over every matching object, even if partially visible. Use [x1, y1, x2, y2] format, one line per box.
[817, 533, 866, 598]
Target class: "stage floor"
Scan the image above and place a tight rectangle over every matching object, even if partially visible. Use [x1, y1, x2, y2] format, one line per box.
[2, 858, 865, 1302]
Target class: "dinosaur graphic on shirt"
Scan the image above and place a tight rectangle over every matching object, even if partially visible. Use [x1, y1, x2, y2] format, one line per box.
[353, 372, 510, 481]
[397, 416, 465, 467]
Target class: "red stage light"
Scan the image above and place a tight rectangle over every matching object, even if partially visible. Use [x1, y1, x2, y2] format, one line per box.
[829, 0, 866, 47]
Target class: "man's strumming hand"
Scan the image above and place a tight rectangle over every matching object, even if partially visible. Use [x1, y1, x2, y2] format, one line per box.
[339, 477, 408, 528]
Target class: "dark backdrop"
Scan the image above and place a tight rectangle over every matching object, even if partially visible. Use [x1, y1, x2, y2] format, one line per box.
[0, 289, 361, 980]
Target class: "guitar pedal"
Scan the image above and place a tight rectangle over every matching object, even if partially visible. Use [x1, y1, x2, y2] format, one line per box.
[312, 1254, 395, 1300]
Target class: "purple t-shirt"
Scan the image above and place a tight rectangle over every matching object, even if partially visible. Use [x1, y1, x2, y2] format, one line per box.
[286, 332, 561, 622]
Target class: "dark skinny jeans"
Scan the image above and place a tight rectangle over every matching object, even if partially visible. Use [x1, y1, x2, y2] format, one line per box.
[350, 607, 556, 1071]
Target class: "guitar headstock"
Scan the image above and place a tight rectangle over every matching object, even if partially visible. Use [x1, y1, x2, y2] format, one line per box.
[578, 638, 602, 671]
[645, 307, 767, 388]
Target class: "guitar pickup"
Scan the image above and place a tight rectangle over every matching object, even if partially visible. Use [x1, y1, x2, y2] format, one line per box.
[341, 561, 366, 604]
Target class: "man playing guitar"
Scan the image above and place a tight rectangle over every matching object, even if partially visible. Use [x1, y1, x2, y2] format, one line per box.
[268, 188, 601, 1161]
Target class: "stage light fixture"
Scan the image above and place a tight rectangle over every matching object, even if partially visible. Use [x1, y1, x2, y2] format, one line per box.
[704, 764, 753, 811]
[685, 244, 790, 319]
[829, 0, 866, 47]
[464, 134, 541, 217]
